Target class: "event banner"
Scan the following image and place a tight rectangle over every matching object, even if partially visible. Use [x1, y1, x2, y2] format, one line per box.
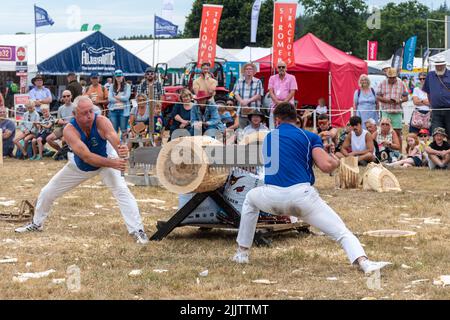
[272, 2, 297, 68]
[402, 36, 417, 71]
[251, 0, 262, 43]
[197, 4, 223, 68]
[0, 45, 15, 62]
[391, 47, 404, 73]
[367, 41, 378, 61]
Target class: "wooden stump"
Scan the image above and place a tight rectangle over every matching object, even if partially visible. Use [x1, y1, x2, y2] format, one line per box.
[156, 136, 229, 194]
[362, 163, 401, 192]
[336, 156, 360, 189]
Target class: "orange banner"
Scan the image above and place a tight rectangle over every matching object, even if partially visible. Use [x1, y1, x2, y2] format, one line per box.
[272, 2, 297, 69]
[197, 4, 223, 68]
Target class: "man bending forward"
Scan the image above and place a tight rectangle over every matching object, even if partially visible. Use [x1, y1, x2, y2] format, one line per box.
[16, 96, 149, 244]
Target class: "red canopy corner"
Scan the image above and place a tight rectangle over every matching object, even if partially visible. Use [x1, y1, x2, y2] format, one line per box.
[256, 33, 368, 127]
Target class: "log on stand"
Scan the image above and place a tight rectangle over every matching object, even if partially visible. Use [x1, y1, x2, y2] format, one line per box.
[335, 156, 360, 189]
[362, 163, 401, 192]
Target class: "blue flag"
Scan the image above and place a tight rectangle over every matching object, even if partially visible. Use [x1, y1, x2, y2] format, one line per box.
[402, 36, 417, 71]
[35, 5, 55, 28]
[154, 15, 178, 38]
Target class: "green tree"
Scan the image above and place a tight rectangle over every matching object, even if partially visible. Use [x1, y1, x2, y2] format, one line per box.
[362, 0, 430, 60]
[183, 0, 274, 48]
[298, 0, 368, 57]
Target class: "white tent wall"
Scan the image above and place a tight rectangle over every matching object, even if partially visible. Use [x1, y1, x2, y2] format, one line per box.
[117, 38, 240, 69]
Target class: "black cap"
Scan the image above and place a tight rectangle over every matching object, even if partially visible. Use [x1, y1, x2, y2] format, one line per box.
[145, 66, 155, 73]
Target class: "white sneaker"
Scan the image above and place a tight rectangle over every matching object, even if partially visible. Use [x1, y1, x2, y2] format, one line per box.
[132, 230, 149, 245]
[360, 260, 392, 274]
[15, 223, 43, 233]
[232, 248, 249, 264]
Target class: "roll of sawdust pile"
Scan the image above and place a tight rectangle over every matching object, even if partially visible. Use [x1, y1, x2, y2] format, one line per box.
[156, 136, 229, 194]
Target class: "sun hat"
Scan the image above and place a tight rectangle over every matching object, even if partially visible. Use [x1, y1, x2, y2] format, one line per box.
[114, 69, 124, 77]
[432, 127, 447, 137]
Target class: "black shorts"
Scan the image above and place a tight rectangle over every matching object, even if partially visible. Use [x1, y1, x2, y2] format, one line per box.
[37, 131, 51, 144]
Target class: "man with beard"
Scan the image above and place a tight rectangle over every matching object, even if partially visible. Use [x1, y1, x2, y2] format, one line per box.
[137, 67, 162, 103]
[423, 55, 450, 136]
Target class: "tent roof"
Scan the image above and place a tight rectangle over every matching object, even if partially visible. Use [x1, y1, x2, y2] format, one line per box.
[117, 38, 239, 69]
[257, 33, 367, 72]
[0, 31, 95, 72]
[228, 46, 271, 62]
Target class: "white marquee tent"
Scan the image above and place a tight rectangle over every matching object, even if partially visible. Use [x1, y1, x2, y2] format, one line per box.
[117, 38, 240, 69]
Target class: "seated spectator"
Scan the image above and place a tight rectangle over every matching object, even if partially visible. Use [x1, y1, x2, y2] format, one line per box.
[336, 116, 375, 165]
[128, 94, 150, 149]
[315, 114, 338, 153]
[152, 103, 164, 147]
[365, 118, 378, 135]
[335, 122, 352, 154]
[169, 89, 193, 140]
[220, 98, 239, 144]
[239, 110, 269, 143]
[46, 91, 74, 158]
[0, 106, 16, 157]
[418, 128, 431, 166]
[191, 91, 225, 138]
[31, 105, 54, 161]
[425, 127, 450, 170]
[14, 101, 40, 159]
[316, 97, 328, 116]
[373, 118, 401, 163]
[387, 133, 422, 168]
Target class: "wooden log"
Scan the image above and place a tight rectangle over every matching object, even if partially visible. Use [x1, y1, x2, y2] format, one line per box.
[336, 156, 360, 189]
[238, 131, 269, 146]
[156, 136, 229, 194]
[362, 163, 401, 192]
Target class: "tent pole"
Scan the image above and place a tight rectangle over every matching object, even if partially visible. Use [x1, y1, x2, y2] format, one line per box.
[328, 72, 332, 124]
[34, 5, 37, 74]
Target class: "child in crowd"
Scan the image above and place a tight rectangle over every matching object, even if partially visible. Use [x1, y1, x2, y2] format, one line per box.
[335, 122, 352, 154]
[316, 98, 328, 116]
[387, 133, 422, 168]
[418, 128, 431, 166]
[31, 105, 54, 161]
[153, 103, 164, 146]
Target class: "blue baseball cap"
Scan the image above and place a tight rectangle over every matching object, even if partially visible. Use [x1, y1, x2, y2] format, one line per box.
[114, 69, 124, 77]
[90, 72, 99, 78]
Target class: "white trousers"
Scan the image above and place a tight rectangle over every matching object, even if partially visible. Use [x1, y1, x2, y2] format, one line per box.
[236, 183, 366, 264]
[33, 153, 144, 234]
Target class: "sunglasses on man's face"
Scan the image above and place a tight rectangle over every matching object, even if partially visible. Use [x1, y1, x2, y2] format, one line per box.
[419, 134, 427, 137]
[419, 78, 426, 81]
[278, 66, 286, 69]
[381, 123, 390, 126]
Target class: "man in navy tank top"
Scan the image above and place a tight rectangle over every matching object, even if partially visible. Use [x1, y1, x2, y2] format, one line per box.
[15, 96, 149, 244]
[232, 102, 391, 274]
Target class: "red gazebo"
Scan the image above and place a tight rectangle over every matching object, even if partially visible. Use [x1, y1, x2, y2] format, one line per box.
[257, 33, 368, 127]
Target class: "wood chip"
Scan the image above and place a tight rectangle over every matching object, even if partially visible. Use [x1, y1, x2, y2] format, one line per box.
[128, 269, 143, 277]
[153, 269, 169, 273]
[0, 258, 18, 264]
[199, 270, 209, 277]
[13, 269, 56, 283]
[252, 279, 278, 285]
[401, 264, 413, 269]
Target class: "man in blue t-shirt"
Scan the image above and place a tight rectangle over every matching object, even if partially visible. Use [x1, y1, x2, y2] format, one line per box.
[232, 102, 391, 274]
[0, 106, 16, 156]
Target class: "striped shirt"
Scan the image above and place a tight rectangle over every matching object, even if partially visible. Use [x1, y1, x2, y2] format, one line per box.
[377, 78, 408, 113]
[233, 77, 264, 115]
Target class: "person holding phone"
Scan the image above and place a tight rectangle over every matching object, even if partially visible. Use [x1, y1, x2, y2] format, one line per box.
[376, 68, 408, 151]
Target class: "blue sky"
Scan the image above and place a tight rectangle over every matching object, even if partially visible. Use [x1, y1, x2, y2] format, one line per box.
[0, 0, 447, 39]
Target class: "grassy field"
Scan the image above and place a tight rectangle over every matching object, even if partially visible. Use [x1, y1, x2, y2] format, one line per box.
[0, 158, 449, 300]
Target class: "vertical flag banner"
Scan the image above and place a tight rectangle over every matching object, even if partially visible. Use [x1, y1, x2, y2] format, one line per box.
[367, 41, 378, 61]
[273, 2, 297, 68]
[34, 5, 55, 27]
[402, 36, 417, 71]
[391, 47, 404, 73]
[197, 4, 223, 68]
[155, 15, 179, 38]
[251, 0, 262, 43]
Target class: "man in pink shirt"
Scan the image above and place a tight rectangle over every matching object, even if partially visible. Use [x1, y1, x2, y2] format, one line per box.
[268, 60, 298, 128]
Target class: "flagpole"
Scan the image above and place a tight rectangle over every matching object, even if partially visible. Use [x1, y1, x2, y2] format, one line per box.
[153, 14, 156, 67]
[34, 4, 37, 74]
